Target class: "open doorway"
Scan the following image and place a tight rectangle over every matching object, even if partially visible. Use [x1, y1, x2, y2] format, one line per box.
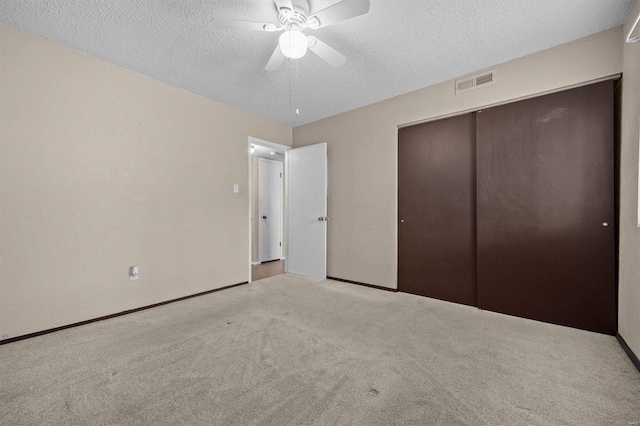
[248, 137, 289, 282]
[248, 137, 328, 284]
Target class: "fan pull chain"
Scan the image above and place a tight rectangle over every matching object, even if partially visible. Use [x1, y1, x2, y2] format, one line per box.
[295, 60, 299, 116]
[288, 58, 300, 116]
[288, 58, 292, 110]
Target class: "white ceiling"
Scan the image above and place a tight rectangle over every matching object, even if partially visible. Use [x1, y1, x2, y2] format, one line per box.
[0, 1, 634, 127]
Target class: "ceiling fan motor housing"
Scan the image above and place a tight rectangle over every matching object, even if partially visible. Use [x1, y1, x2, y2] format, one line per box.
[278, 0, 311, 30]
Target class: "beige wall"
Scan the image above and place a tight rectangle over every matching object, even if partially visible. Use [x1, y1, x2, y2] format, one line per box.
[293, 26, 624, 290]
[0, 25, 292, 340]
[619, 0, 640, 357]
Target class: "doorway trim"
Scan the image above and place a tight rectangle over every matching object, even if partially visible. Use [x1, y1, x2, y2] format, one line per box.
[248, 137, 291, 283]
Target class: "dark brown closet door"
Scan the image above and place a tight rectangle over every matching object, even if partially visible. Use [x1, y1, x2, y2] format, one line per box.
[398, 113, 476, 306]
[476, 81, 616, 334]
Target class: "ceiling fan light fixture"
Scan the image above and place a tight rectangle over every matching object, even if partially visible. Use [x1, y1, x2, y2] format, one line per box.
[279, 30, 308, 59]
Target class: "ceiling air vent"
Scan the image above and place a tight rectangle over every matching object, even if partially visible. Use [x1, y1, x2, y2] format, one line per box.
[455, 70, 497, 95]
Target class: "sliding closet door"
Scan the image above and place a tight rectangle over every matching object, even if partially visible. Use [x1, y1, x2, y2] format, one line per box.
[398, 113, 476, 306]
[476, 81, 616, 334]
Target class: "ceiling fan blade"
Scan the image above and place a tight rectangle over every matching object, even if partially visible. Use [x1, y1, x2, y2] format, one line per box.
[308, 0, 370, 28]
[307, 37, 347, 68]
[212, 18, 273, 31]
[273, 0, 294, 12]
[265, 45, 286, 71]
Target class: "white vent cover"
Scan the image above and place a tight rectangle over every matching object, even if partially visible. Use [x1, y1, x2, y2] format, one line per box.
[455, 70, 497, 94]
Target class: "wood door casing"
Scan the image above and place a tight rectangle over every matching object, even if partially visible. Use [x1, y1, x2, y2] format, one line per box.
[398, 113, 477, 306]
[476, 81, 616, 334]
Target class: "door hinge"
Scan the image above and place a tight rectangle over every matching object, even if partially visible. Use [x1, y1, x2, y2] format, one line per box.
[280, 242, 282, 247]
[280, 173, 282, 178]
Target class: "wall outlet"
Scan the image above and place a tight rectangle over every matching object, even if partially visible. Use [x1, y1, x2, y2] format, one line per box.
[129, 265, 139, 281]
[234, 184, 239, 193]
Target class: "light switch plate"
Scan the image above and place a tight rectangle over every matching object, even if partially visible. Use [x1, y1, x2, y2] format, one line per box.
[129, 265, 139, 281]
[234, 184, 239, 193]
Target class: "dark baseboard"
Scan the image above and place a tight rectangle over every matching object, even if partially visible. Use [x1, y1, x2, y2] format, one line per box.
[0, 281, 248, 346]
[616, 333, 640, 373]
[328, 276, 398, 293]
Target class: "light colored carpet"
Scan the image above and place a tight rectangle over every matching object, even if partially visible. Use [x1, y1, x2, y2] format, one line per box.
[1, 274, 638, 425]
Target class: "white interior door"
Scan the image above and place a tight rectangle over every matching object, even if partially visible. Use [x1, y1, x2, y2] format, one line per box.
[286, 143, 327, 280]
[259, 158, 283, 262]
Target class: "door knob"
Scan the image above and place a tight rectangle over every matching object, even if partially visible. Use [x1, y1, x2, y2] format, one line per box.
[400, 220, 405, 223]
[262, 215, 267, 219]
[602, 222, 608, 227]
[318, 217, 325, 222]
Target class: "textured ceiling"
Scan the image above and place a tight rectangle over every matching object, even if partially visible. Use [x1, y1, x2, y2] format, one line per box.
[0, 0, 634, 126]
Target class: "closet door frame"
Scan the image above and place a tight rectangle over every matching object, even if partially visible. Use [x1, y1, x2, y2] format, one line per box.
[396, 79, 618, 335]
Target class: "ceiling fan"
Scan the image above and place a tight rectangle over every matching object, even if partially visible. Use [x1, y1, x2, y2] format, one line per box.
[212, 0, 370, 71]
